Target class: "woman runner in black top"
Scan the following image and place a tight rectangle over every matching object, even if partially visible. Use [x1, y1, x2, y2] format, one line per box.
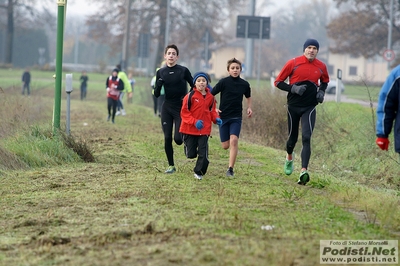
[154, 44, 194, 174]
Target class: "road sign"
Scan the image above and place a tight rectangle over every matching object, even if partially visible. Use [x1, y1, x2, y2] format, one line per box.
[236, 16, 270, 39]
[383, 49, 395, 62]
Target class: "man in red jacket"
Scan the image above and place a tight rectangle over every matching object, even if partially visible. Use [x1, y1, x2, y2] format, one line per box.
[274, 39, 329, 185]
[180, 72, 222, 180]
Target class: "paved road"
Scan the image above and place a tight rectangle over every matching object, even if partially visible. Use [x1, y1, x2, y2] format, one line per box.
[324, 94, 376, 108]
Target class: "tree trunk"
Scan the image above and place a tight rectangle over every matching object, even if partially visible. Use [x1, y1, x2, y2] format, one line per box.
[156, 0, 167, 66]
[5, 0, 14, 64]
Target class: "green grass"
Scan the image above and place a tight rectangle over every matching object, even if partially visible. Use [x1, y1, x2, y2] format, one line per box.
[0, 69, 399, 266]
[342, 84, 381, 102]
[3, 126, 81, 167]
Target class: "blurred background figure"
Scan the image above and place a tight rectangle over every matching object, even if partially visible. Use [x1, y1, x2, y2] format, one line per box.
[150, 67, 165, 117]
[79, 70, 89, 100]
[21, 68, 31, 96]
[106, 68, 124, 124]
[128, 72, 135, 104]
[115, 64, 131, 116]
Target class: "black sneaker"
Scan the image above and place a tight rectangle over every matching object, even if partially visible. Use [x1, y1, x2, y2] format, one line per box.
[226, 167, 234, 177]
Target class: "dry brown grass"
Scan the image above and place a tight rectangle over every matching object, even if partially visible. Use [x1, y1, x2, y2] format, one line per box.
[60, 131, 95, 162]
[242, 89, 287, 150]
[0, 146, 27, 170]
[0, 88, 52, 171]
[0, 87, 52, 138]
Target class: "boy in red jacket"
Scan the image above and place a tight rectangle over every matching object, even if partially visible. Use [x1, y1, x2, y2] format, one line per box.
[180, 72, 222, 180]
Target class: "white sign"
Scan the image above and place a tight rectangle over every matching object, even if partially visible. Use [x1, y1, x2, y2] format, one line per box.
[383, 49, 395, 62]
[320, 240, 398, 264]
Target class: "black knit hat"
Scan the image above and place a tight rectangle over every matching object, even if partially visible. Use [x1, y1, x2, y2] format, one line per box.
[112, 68, 119, 73]
[303, 39, 319, 51]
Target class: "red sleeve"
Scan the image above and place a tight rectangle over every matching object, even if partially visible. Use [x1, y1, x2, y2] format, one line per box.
[180, 94, 196, 126]
[320, 64, 330, 84]
[274, 59, 294, 87]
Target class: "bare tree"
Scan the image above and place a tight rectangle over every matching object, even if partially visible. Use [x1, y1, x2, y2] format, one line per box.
[0, 0, 53, 64]
[327, 0, 400, 65]
[86, 0, 247, 66]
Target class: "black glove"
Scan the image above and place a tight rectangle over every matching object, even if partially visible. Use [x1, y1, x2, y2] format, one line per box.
[291, 84, 307, 96]
[316, 90, 325, 103]
[156, 78, 164, 88]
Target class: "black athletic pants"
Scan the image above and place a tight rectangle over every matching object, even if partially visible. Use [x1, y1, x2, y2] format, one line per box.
[107, 97, 118, 121]
[286, 105, 316, 169]
[152, 94, 158, 115]
[161, 101, 183, 166]
[183, 134, 209, 175]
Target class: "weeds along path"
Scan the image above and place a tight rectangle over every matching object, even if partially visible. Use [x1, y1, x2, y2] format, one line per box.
[0, 86, 399, 266]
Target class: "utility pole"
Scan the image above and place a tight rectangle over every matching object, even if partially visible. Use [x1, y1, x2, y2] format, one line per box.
[245, 0, 255, 78]
[53, 0, 67, 133]
[121, 0, 132, 71]
[204, 29, 210, 69]
[387, 0, 394, 70]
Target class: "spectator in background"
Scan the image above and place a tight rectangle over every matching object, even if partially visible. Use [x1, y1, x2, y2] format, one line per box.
[79, 70, 89, 100]
[115, 64, 131, 116]
[151, 68, 160, 117]
[21, 68, 31, 96]
[376, 64, 400, 158]
[151, 67, 165, 117]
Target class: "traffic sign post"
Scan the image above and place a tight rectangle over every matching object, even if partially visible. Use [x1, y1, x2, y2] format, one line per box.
[236, 15, 271, 85]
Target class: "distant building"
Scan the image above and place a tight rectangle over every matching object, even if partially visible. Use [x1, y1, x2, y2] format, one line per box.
[208, 42, 245, 79]
[326, 53, 389, 85]
[208, 41, 390, 85]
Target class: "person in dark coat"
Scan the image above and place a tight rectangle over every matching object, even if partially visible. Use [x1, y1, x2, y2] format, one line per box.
[21, 68, 31, 96]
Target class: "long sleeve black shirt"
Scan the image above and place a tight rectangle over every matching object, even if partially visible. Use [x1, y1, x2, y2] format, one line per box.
[212, 75, 251, 119]
[154, 64, 193, 105]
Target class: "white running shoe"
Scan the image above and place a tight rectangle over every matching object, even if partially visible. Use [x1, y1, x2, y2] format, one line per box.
[121, 109, 126, 116]
[115, 111, 121, 116]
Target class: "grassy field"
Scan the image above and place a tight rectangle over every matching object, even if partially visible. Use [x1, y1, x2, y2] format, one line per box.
[0, 68, 399, 266]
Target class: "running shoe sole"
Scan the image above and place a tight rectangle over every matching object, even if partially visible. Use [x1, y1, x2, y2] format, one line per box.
[297, 171, 310, 185]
